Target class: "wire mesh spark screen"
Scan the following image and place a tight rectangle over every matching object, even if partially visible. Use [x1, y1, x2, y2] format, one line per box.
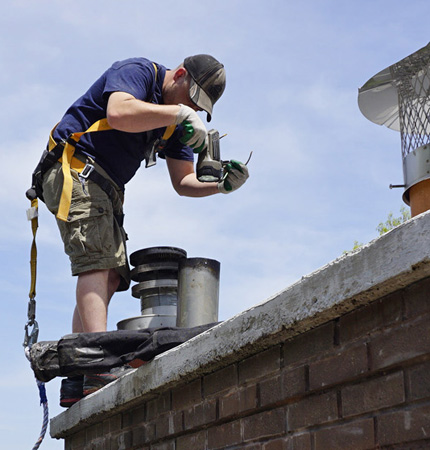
[390, 48, 430, 159]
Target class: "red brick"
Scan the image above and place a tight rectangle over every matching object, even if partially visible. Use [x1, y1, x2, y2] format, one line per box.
[342, 371, 405, 417]
[369, 319, 430, 371]
[339, 292, 403, 344]
[263, 438, 287, 450]
[403, 277, 430, 320]
[220, 384, 258, 419]
[110, 430, 133, 450]
[184, 399, 217, 430]
[132, 423, 155, 446]
[176, 430, 206, 450]
[89, 439, 107, 450]
[239, 346, 281, 384]
[377, 404, 430, 446]
[309, 343, 368, 390]
[406, 360, 430, 401]
[203, 364, 237, 397]
[172, 379, 202, 410]
[240, 384, 258, 412]
[314, 418, 374, 450]
[154, 413, 171, 439]
[396, 441, 430, 449]
[123, 404, 145, 427]
[207, 420, 241, 449]
[283, 322, 335, 366]
[260, 374, 282, 407]
[103, 414, 121, 434]
[287, 392, 338, 430]
[69, 430, 86, 448]
[282, 366, 307, 399]
[242, 408, 286, 442]
[260, 366, 307, 408]
[86, 422, 103, 441]
[284, 433, 312, 450]
[151, 441, 175, 450]
[147, 391, 171, 420]
[152, 411, 183, 438]
[219, 390, 239, 419]
[121, 410, 133, 428]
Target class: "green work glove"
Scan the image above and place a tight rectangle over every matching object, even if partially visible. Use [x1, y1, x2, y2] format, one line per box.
[175, 104, 208, 153]
[218, 160, 249, 194]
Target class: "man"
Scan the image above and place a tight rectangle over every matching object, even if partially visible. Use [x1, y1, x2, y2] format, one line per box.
[34, 54, 249, 406]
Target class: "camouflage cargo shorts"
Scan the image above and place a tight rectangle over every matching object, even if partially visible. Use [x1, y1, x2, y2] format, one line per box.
[42, 162, 130, 291]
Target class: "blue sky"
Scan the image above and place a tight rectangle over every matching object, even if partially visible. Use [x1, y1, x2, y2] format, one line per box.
[1, 1, 429, 448]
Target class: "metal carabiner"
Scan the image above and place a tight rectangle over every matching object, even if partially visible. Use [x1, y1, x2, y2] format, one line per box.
[23, 320, 39, 348]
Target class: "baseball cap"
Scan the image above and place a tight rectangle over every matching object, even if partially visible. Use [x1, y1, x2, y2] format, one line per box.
[184, 54, 226, 122]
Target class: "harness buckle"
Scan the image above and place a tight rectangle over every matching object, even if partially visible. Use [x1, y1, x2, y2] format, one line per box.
[79, 163, 95, 180]
[78, 164, 95, 196]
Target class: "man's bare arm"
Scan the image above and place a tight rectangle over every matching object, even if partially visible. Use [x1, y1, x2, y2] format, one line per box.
[106, 92, 179, 133]
[166, 157, 219, 197]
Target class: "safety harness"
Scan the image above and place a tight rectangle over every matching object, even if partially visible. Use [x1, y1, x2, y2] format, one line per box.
[26, 120, 175, 221]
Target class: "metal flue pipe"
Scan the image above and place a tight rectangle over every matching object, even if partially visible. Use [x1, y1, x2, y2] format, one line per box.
[176, 258, 220, 328]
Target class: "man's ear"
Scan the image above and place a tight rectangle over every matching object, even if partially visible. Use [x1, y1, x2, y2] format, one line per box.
[173, 67, 187, 82]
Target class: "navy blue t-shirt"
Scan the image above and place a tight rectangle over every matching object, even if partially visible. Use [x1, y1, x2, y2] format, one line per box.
[51, 58, 194, 190]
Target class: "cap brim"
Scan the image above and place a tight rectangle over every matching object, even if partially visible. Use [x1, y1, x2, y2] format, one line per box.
[189, 78, 213, 122]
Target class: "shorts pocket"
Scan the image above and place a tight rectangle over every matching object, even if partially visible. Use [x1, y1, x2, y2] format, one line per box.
[59, 198, 114, 260]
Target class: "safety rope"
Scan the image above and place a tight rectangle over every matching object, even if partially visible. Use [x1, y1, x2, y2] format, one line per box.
[25, 370, 49, 450]
[24, 197, 49, 450]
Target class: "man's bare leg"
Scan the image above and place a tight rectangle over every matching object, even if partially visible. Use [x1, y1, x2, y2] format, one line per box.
[72, 268, 121, 333]
[63, 268, 121, 406]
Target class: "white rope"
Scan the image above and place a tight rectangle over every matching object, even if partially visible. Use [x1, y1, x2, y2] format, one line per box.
[25, 346, 49, 450]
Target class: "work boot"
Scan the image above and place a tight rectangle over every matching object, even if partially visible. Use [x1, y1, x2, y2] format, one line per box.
[59, 376, 84, 408]
[83, 372, 119, 396]
[83, 366, 134, 396]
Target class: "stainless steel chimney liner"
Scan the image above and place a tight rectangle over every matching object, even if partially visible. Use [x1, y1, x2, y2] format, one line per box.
[176, 257, 220, 328]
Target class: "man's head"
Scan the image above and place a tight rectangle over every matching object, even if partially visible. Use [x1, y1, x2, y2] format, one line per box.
[184, 54, 226, 122]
